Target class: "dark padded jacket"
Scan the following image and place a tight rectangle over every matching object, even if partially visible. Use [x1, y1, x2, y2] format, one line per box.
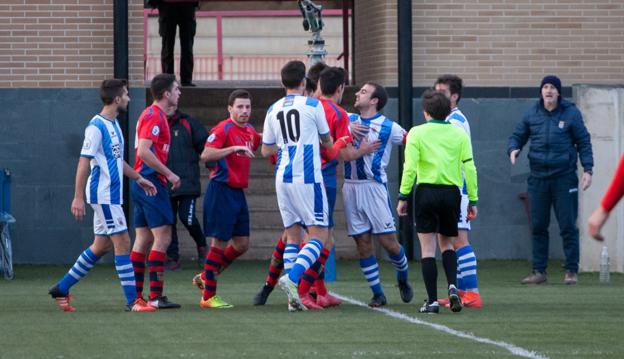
[507, 99, 593, 179]
[166, 111, 208, 197]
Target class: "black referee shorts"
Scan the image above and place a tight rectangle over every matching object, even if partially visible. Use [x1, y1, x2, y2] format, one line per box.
[414, 184, 461, 237]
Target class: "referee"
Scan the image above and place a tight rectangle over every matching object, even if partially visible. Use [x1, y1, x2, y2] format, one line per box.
[396, 89, 478, 314]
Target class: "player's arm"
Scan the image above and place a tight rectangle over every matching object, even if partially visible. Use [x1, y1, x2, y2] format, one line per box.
[397, 129, 419, 216]
[200, 145, 253, 162]
[261, 109, 278, 157]
[123, 161, 157, 196]
[340, 138, 381, 161]
[261, 143, 278, 157]
[461, 134, 479, 218]
[71, 157, 91, 221]
[137, 138, 181, 190]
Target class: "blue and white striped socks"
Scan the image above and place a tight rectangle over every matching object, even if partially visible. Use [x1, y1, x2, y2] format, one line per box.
[57, 248, 100, 294]
[115, 255, 137, 305]
[457, 245, 479, 292]
[389, 245, 409, 282]
[288, 239, 322, 283]
[283, 244, 299, 274]
[359, 255, 384, 295]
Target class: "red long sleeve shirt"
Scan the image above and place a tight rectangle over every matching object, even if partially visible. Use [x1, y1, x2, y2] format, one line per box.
[601, 154, 624, 212]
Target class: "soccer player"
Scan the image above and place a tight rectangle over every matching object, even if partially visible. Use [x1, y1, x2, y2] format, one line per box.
[253, 66, 380, 309]
[253, 63, 329, 306]
[261, 60, 333, 311]
[130, 73, 182, 310]
[433, 75, 482, 309]
[397, 90, 478, 314]
[342, 82, 413, 308]
[48, 79, 156, 312]
[191, 89, 260, 309]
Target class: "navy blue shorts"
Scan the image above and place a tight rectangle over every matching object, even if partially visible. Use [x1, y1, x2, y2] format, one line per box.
[325, 185, 336, 228]
[203, 180, 249, 240]
[131, 177, 174, 228]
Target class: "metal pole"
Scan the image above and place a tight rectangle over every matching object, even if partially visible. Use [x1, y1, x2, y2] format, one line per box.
[342, 0, 349, 84]
[114, 0, 130, 218]
[397, 0, 414, 260]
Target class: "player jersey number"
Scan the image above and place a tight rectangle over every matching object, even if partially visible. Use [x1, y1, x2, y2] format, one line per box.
[276, 109, 300, 144]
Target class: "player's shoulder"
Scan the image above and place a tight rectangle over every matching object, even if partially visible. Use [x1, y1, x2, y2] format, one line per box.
[213, 118, 234, 133]
[348, 113, 360, 122]
[448, 108, 468, 123]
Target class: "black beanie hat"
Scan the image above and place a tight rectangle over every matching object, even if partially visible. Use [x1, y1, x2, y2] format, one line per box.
[540, 75, 562, 95]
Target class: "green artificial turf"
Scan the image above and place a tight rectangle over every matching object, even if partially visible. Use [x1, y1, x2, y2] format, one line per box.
[0, 260, 622, 358]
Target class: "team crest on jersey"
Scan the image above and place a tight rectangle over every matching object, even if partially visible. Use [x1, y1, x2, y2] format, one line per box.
[152, 125, 160, 136]
[558, 121, 565, 129]
[111, 144, 122, 158]
[207, 133, 216, 143]
[83, 139, 91, 150]
[110, 131, 116, 138]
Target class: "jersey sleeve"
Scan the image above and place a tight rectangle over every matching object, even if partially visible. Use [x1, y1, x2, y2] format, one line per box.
[315, 102, 330, 136]
[251, 126, 262, 150]
[262, 109, 277, 145]
[391, 122, 408, 145]
[461, 133, 479, 204]
[80, 125, 101, 158]
[334, 109, 351, 140]
[601, 154, 624, 212]
[137, 112, 163, 143]
[399, 127, 420, 196]
[205, 123, 227, 149]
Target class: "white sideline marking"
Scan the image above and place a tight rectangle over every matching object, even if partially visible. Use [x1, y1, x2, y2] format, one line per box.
[331, 292, 549, 359]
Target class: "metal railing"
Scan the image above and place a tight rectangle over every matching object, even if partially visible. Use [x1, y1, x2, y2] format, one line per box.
[144, 9, 351, 81]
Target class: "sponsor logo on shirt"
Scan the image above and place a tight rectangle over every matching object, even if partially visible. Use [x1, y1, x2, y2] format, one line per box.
[152, 125, 160, 136]
[111, 144, 122, 159]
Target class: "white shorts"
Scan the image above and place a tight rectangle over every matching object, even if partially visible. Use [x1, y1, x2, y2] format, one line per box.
[458, 192, 471, 230]
[91, 204, 128, 236]
[276, 182, 329, 228]
[342, 180, 396, 236]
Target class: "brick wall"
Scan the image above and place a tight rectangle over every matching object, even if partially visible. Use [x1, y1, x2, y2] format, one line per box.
[0, 0, 144, 88]
[355, 0, 624, 87]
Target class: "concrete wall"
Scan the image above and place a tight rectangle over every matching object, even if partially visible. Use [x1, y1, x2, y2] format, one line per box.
[576, 85, 624, 272]
[1, 88, 146, 264]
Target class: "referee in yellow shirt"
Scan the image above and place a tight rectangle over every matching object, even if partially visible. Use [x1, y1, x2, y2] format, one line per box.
[397, 89, 478, 314]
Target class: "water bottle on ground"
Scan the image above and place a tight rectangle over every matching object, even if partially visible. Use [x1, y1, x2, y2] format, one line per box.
[600, 246, 610, 283]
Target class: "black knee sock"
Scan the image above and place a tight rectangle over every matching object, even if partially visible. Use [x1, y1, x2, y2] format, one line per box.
[421, 257, 437, 303]
[442, 250, 458, 288]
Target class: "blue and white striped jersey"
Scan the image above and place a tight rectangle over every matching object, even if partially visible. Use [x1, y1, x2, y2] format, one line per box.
[447, 107, 472, 195]
[80, 114, 124, 205]
[447, 107, 471, 138]
[344, 113, 406, 184]
[262, 94, 330, 185]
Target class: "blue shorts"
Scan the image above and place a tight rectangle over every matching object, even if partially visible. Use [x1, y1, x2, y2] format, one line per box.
[131, 177, 174, 228]
[203, 180, 249, 240]
[325, 185, 336, 228]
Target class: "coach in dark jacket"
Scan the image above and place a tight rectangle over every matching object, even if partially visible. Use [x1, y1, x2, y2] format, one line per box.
[508, 75, 593, 286]
[166, 110, 208, 269]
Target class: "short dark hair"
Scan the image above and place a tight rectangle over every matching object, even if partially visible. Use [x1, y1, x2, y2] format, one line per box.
[228, 89, 252, 106]
[319, 67, 346, 96]
[150, 73, 178, 101]
[434, 74, 463, 104]
[305, 62, 328, 94]
[364, 82, 388, 111]
[422, 89, 451, 120]
[100, 79, 127, 105]
[281, 60, 306, 89]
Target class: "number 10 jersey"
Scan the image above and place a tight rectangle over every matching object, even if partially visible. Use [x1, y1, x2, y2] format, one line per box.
[262, 94, 330, 185]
